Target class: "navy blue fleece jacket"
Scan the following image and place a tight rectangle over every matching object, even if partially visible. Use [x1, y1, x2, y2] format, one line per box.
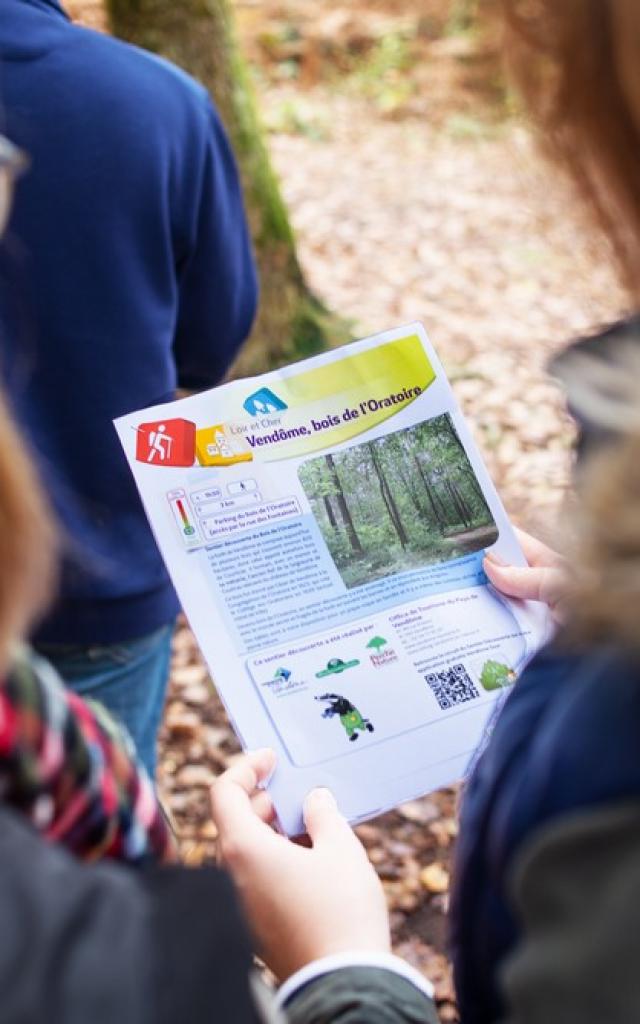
[0, 0, 258, 642]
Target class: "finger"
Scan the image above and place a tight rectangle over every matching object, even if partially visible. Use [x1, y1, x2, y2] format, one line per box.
[484, 559, 564, 607]
[210, 749, 276, 837]
[513, 528, 563, 568]
[303, 788, 359, 851]
[250, 788, 277, 825]
[214, 748, 276, 802]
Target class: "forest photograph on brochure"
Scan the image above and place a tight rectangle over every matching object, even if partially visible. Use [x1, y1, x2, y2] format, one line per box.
[298, 412, 498, 588]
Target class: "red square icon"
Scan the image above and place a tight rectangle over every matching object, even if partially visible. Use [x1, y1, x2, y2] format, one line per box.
[136, 418, 196, 467]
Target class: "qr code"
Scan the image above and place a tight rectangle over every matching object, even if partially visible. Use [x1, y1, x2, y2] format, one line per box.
[425, 663, 480, 710]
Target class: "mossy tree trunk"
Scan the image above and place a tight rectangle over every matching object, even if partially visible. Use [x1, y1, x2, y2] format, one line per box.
[106, 0, 350, 374]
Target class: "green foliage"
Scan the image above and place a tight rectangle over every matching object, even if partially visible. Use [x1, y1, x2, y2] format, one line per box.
[367, 636, 388, 650]
[446, 0, 479, 37]
[444, 112, 499, 140]
[298, 413, 498, 588]
[266, 99, 331, 141]
[346, 31, 417, 114]
[480, 659, 515, 691]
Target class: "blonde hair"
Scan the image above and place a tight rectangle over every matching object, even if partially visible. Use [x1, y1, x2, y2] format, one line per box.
[502, 0, 640, 297]
[0, 389, 57, 668]
[502, 0, 640, 646]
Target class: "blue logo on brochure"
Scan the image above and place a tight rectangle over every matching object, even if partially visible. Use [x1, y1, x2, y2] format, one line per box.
[243, 387, 288, 416]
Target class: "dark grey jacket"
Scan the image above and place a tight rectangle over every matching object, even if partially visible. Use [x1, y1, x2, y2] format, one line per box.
[0, 805, 435, 1023]
[500, 801, 640, 1023]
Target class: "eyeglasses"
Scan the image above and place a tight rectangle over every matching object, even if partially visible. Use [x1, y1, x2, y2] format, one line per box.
[0, 135, 28, 239]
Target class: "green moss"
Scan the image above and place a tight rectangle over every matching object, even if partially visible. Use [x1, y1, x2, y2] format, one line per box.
[106, 0, 350, 374]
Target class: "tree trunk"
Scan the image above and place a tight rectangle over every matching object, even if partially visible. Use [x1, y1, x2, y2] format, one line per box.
[445, 478, 470, 527]
[370, 445, 408, 548]
[462, 469, 492, 519]
[452, 478, 473, 525]
[397, 463, 424, 517]
[323, 494, 337, 529]
[413, 454, 445, 533]
[441, 416, 492, 518]
[325, 454, 362, 555]
[106, 0, 350, 374]
[443, 414, 470, 462]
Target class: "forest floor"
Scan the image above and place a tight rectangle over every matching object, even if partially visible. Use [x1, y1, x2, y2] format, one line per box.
[442, 523, 498, 551]
[70, 1, 629, 1019]
[337, 523, 495, 588]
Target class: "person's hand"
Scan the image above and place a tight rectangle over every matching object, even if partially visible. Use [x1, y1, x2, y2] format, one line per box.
[484, 528, 567, 622]
[210, 749, 390, 981]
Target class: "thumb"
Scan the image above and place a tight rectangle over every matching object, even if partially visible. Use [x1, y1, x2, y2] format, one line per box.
[303, 787, 353, 849]
[484, 558, 543, 600]
[484, 558, 564, 607]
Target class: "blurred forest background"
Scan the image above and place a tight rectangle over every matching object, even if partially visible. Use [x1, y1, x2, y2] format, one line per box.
[67, 0, 629, 1018]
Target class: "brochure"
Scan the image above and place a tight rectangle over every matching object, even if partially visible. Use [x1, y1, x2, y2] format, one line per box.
[115, 323, 549, 834]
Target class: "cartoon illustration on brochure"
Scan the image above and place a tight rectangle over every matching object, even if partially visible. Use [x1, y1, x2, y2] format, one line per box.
[315, 693, 375, 742]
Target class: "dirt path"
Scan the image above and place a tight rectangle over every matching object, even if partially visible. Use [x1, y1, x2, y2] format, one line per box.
[442, 525, 498, 547]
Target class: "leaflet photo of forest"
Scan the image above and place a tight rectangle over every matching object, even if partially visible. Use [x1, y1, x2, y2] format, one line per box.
[298, 413, 499, 588]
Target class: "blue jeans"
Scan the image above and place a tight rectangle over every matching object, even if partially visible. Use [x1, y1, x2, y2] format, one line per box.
[35, 624, 174, 779]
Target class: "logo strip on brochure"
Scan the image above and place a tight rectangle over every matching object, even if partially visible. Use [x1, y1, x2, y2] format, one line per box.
[135, 334, 436, 468]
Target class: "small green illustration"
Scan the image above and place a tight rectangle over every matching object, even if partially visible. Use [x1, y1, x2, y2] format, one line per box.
[315, 693, 375, 742]
[479, 659, 517, 691]
[366, 636, 388, 651]
[315, 657, 360, 678]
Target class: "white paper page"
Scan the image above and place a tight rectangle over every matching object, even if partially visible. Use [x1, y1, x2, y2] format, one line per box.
[115, 323, 549, 834]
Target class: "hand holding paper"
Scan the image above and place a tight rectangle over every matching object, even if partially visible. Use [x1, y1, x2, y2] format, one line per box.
[210, 750, 390, 981]
[484, 528, 567, 622]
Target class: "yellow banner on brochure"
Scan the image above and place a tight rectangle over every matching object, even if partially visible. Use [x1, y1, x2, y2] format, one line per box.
[222, 334, 436, 462]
